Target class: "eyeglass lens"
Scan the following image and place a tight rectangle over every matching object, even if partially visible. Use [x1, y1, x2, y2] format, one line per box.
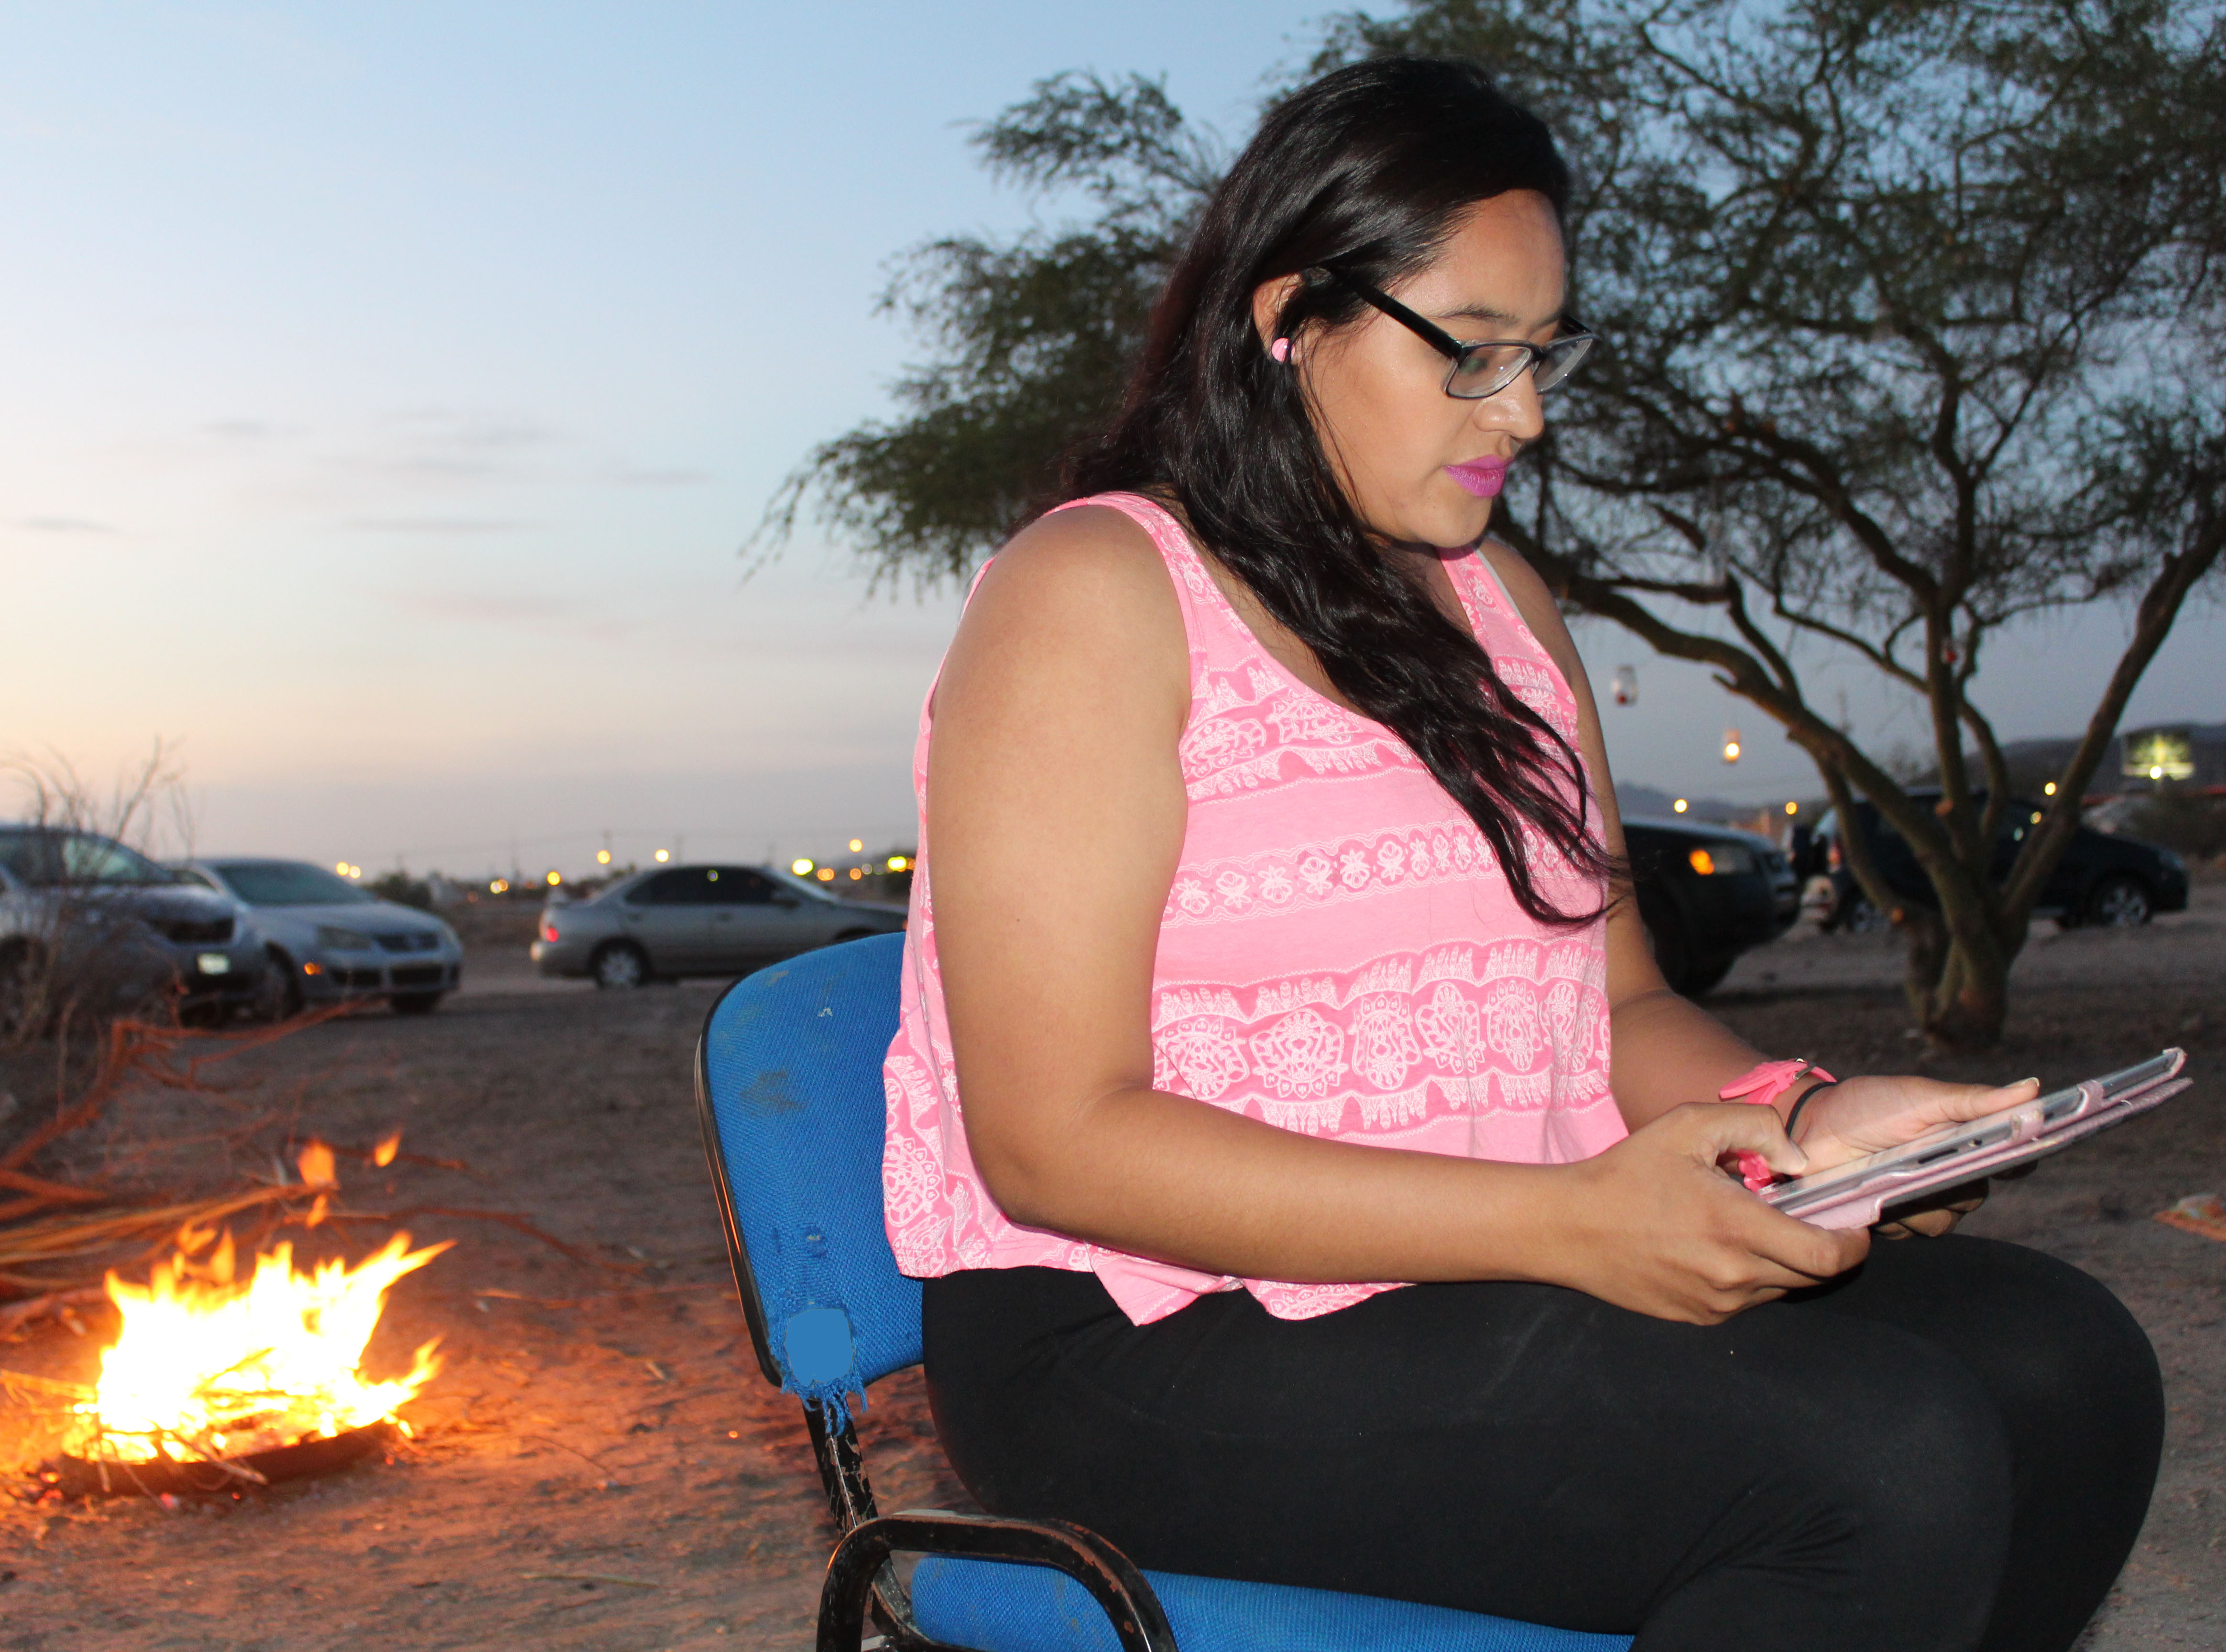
[1446, 334, 1594, 399]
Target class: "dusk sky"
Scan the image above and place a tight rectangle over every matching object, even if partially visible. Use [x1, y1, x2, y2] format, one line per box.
[4, 3, 2215, 880]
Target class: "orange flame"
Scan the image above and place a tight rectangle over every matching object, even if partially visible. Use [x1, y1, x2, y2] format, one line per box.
[70, 1232, 451, 1467]
[297, 1141, 337, 1188]
[372, 1130, 402, 1168]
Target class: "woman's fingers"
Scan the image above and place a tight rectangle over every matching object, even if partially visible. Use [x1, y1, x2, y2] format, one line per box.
[1737, 1199, 1870, 1282]
[1685, 1100, 1810, 1179]
[1931, 1076, 2041, 1123]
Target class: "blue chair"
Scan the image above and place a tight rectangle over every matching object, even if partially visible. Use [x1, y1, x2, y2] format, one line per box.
[695, 933, 1634, 1652]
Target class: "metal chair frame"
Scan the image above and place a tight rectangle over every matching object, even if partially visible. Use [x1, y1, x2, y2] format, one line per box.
[694, 980, 1178, 1652]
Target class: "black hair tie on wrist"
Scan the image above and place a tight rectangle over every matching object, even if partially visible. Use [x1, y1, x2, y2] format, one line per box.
[1785, 1080, 1838, 1142]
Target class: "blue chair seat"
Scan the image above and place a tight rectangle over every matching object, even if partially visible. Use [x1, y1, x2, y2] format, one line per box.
[914, 1556, 1629, 1652]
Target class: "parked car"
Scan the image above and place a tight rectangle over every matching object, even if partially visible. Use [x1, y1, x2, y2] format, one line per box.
[1805, 794, 2190, 932]
[532, 863, 906, 988]
[174, 859, 463, 1016]
[0, 826, 266, 1030]
[1623, 816, 1800, 997]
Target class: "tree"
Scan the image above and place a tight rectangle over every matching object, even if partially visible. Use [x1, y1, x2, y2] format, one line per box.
[758, 72, 1221, 590]
[759, 0, 2226, 1048]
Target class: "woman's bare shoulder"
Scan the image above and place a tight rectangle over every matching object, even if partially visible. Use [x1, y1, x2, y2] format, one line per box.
[938, 503, 1189, 717]
[960, 504, 1186, 650]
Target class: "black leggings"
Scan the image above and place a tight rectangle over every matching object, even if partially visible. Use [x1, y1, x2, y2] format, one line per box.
[923, 1237, 2161, 1652]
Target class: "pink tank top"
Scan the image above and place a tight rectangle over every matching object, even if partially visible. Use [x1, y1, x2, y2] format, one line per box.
[883, 492, 1626, 1325]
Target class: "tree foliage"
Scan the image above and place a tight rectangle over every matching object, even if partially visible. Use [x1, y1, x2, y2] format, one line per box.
[760, 0, 2226, 1046]
[757, 73, 1221, 588]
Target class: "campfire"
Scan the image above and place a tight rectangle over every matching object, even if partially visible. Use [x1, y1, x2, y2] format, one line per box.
[58, 1141, 450, 1491]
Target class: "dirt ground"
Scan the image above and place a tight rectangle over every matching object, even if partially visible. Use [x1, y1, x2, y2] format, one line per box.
[0, 888, 2220, 1652]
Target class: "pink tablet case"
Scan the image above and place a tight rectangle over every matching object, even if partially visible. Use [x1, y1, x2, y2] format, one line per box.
[1763, 1049, 2191, 1230]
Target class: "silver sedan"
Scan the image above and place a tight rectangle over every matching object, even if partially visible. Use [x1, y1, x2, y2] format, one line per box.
[175, 859, 463, 1016]
[531, 863, 905, 988]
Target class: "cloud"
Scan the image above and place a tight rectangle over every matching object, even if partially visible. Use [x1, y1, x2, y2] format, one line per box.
[348, 516, 537, 534]
[389, 588, 640, 647]
[12, 515, 120, 534]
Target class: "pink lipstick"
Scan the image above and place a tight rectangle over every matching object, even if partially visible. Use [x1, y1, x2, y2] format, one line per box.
[1445, 456, 1507, 498]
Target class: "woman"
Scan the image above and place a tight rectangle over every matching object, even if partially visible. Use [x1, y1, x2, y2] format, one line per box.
[882, 57, 2161, 1652]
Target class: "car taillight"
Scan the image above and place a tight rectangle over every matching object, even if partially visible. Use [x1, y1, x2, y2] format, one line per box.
[541, 921, 560, 943]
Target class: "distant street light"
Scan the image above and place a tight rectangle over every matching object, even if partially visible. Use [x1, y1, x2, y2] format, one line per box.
[596, 849, 611, 865]
[848, 838, 864, 853]
[792, 858, 815, 876]
[1785, 801, 1799, 815]
[886, 855, 909, 872]
[654, 848, 670, 863]
[546, 870, 562, 886]
[1673, 799, 1689, 814]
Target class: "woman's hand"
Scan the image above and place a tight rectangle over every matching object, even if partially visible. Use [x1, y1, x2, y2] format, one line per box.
[1789, 1074, 2037, 1239]
[1553, 1104, 1870, 1324]
[1792, 1075, 2038, 1170]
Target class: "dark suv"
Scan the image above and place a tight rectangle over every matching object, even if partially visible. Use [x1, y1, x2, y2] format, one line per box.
[1807, 794, 2190, 931]
[0, 826, 267, 1030]
[1624, 816, 1801, 996]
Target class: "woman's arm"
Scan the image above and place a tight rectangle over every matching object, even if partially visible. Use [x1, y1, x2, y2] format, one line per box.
[1482, 542, 2035, 1228]
[929, 509, 1865, 1322]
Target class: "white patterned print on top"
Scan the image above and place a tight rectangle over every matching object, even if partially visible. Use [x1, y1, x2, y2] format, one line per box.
[1147, 940, 1612, 1137]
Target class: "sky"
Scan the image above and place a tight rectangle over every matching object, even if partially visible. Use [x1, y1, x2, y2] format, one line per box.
[3, 3, 2217, 880]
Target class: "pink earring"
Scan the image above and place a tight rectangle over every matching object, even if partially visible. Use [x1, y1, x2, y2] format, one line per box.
[1270, 337, 1291, 362]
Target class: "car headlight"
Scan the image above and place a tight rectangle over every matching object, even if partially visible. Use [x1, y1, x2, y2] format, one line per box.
[1687, 844, 1756, 876]
[316, 924, 373, 950]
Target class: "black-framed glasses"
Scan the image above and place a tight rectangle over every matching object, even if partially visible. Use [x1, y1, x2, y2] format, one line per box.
[1315, 266, 1596, 400]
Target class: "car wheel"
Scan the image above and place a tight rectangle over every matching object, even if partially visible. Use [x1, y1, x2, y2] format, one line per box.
[1841, 895, 1889, 934]
[262, 947, 304, 1020]
[390, 991, 444, 1015]
[590, 941, 651, 989]
[2085, 875, 2152, 928]
[0, 944, 50, 1042]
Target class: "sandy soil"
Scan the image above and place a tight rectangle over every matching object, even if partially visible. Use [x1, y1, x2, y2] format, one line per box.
[0, 890, 2219, 1651]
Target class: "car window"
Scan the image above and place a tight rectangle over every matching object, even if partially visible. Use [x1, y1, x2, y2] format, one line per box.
[0, 831, 176, 886]
[0, 833, 64, 886]
[631, 869, 708, 905]
[212, 861, 373, 905]
[701, 867, 776, 905]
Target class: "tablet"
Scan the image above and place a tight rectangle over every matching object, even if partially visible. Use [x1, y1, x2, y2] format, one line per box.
[1760, 1049, 2192, 1230]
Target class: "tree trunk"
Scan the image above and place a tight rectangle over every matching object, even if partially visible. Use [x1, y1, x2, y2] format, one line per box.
[1900, 902, 2017, 1051]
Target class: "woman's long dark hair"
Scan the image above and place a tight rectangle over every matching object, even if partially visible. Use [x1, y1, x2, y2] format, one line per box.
[1065, 57, 1613, 924]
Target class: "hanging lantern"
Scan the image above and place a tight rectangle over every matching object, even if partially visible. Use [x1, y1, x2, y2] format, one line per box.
[1721, 729, 1742, 763]
[1612, 665, 1637, 706]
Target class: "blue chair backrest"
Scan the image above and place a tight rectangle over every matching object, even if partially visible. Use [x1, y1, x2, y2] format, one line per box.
[697, 933, 917, 1421]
